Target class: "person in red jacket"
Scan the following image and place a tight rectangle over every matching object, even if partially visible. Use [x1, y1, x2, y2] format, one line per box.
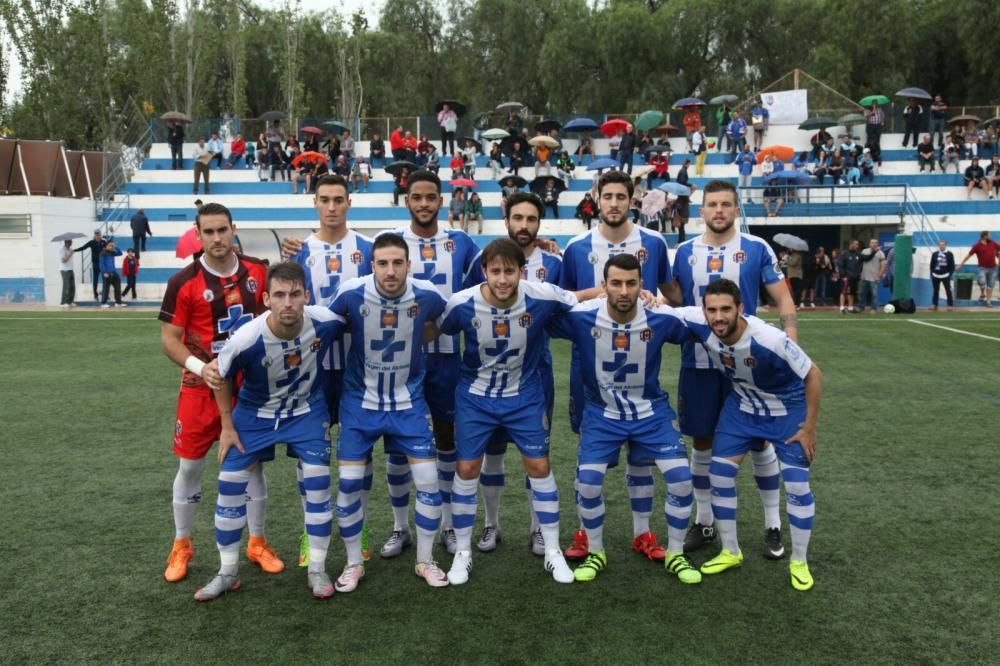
[121, 247, 140, 299]
[389, 125, 406, 161]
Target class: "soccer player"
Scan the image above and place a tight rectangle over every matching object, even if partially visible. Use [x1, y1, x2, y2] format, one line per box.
[681, 279, 821, 591]
[328, 233, 451, 588]
[548, 254, 701, 584]
[559, 169, 676, 563]
[289, 174, 374, 568]
[158, 203, 284, 583]
[668, 179, 797, 558]
[193, 262, 346, 601]
[433, 238, 577, 585]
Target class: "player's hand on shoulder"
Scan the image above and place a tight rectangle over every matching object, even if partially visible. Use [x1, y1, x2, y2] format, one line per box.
[280, 236, 305, 260]
[202, 359, 224, 391]
[217, 426, 244, 464]
[535, 237, 560, 255]
[639, 289, 656, 306]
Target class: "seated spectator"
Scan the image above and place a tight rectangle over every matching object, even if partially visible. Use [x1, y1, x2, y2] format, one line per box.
[403, 131, 418, 162]
[963, 128, 980, 158]
[224, 133, 246, 169]
[630, 177, 644, 223]
[508, 141, 525, 175]
[465, 192, 484, 234]
[340, 130, 355, 164]
[461, 140, 478, 179]
[760, 154, 776, 180]
[792, 151, 809, 171]
[986, 155, 1000, 199]
[285, 136, 300, 160]
[541, 178, 560, 218]
[255, 133, 269, 181]
[556, 151, 575, 183]
[351, 156, 371, 193]
[534, 143, 552, 177]
[964, 157, 990, 199]
[323, 133, 341, 162]
[449, 154, 464, 178]
[647, 150, 671, 188]
[810, 129, 831, 159]
[813, 150, 831, 184]
[303, 135, 320, 153]
[574, 130, 596, 163]
[207, 131, 225, 168]
[763, 184, 785, 217]
[917, 135, 936, 172]
[638, 131, 652, 153]
[244, 140, 256, 168]
[827, 150, 845, 184]
[488, 142, 504, 179]
[859, 148, 876, 183]
[941, 139, 961, 174]
[389, 125, 406, 161]
[425, 147, 440, 174]
[982, 127, 998, 160]
[369, 133, 386, 166]
[416, 134, 433, 166]
[845, 159, 862, 186]
[268, 143, 290, 181]
[448, 188, 466, 230]
[331, 155, 351, 179]
[292, 157, 328, 195]
[575, 192, 597, 229]
[391, 167, 410, 206]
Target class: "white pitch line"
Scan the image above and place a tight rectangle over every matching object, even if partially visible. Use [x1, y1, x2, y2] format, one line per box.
[0, 317, 153, 321]
[909, 319, 1000, 342]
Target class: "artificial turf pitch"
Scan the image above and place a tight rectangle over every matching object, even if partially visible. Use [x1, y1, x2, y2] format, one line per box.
[2, 311, 997, 663]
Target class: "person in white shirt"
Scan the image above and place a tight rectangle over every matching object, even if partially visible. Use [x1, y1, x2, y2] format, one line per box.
[59, 239, 75, 307]
[206, 132, 225, 168]
[350, 156, 372, 193]
[191, 139, 212, 195]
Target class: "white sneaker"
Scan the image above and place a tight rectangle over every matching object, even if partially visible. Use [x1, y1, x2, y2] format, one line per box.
[334, 563, 364, 593]
[116, 302, 128, 308]
[100, 303, 111, 309]
[544, 549, 574, 584]
[308, 571, 334, 599]
[415, 560, 449, 588]
[59, 304, 69, 308]
[447, 550, 472, 585]
[529, 528, 545, 557]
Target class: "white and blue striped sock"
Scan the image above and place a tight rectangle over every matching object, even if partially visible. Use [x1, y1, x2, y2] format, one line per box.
[385, 455, 411, 531]
[781, 462, 815, 562]
[525, 475, 539, 532]
[295, 459, 307, 514]
[437, 450, 457, 531]
[691, 448, 714, 526]
[751, 446, 782, 529]
[301, 462, 332, 573]
[626, 463, 654, 537]
[656, 457, 693, 553]
[529, 473, 560, 550]
[451, 475, 480, 553]
[710, 457, 741, 554]
[361, 457, 374, 520]
[480, 452, 505, 529]
[215, 468, 251, 573]
[411, 461, 442, 563]
[336, 464, 365, 565]
[577, 463, 608, 553]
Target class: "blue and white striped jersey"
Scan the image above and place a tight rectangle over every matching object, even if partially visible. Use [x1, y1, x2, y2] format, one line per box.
[290, 230, 373, 370]
[672, 231, 784, 369]
[547, 301, 688, 421]
[559, 225, 670, 292]
[681, 309, 812, 417]
[467, 247, 563, 287]
[329, 275, 448, 411]
[381, 227, 480, 354]
[217, 305, 346, 420]
[437, 281, 576, 398]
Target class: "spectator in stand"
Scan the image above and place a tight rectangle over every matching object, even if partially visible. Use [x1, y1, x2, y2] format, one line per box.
[403, 131, 419, 162]
[438, 103, 458, 156]
[692, 125, 707, 176]
[674, 164, 693, 242]
[130, 208, 152, 258]
[682, 108, 702, 150]
[549, 128, 564, 154]
[930, 95, 947, 147]
[574, 130, 595, 164]
[488, 142, 504, 179]
[728, 110, 747, 155]
[618, 125, 636, 175]
[191, 138, 211, 194]
[813, 150, 831, 184]
[963, 125, 980, 158]
[840, 134, 860, 158]
[750, 100, 769, 150]
[760, 153, 777, 179]
[575, 192, 596, 230]
[416, 134, 433, 167]
[121, 248, 139, 301]
[843, 149, 861, 185]
[838, 240, 862, 313]
[762, 182, 784, 217]
[917, 134, 936, 172]
[735, 146, 755, 202]
[449, 154, 465, 180]
[302, 133, 319, 154]
[941, 137, 961, 173]
[369, 132, 386, 167]
[389, 124, 406, 161]
[425, 146, 440, 174]
[964, 157, 990, 199]
[350, 155, 371, 193]
[715, 103, 732, 152]
[99, 239, 125, 308]
[556, 150, 575, 183]
[461, 139, 478, 179]
[902, 99, 923, 148]
[465, 191, 484, 234]
[863, 105, 883, 148]
[266, 119, 285, 157]
[224, 133, 246, 169]
[448, 188, 466, 230]
[533, 141, 552, 178]
[638, 130, 653, 154]
[59, 239, 75, 307]
[859, 148, 876, 183]
[858, 239, 886, 315]
[647, 150, 670, 188]
[608, 129, 622, 162]
[508, 140, 525, 175]
[292, 156, 329, 195]
[957, 230, 1000, 306]
[630, 176, 644, 223]
[809, 128, 831, 159]
[285, 135, 300, 161]
[268, 142, 289, 182]
[813, 246, 833, 306]
[340, 130, 355, 165]
[255, 133, 268, 181]
[929, 239, 955, 310]
[983, 126, 998, 160]
[541, 178, 560, 218]
[986, 155, 1000, 198]
[244, 140, 255, 168]
[827, 150, 845, 184]
[504, 110, 523, 137]
[499, 180, 519, 218]
[167, 120, 185, 170]
[323, 132, 341, 163]
[331, 155, 350, 180]
[206, 131, 225, 168]
[391, 166, 410, 206]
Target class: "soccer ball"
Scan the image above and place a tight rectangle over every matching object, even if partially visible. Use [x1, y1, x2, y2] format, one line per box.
[883, 303, 895, 314]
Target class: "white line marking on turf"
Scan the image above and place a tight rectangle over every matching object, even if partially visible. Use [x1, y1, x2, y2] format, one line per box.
[909, 319, 1000, 342]
[0, 317, 152, 321]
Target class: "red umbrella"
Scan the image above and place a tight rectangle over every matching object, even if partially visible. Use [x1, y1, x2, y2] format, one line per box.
[300, 125, 324, 136]
[756, 145, 796, 164]
[600, 118, 631, 137]
[175, 226, 201, 259]
[450, 178, 477, 188]
[291, 150, 328, 168]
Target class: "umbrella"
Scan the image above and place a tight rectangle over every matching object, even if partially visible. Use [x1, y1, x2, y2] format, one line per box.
[528, 135, 559, 148]
[859, 94, 890, 107]
[657, 182, 692, 196]
[498, 175, 528, 189]
[495, 101, 524, 113]
[894, 87, 931, 100]
[450, 178, 477, 189]
[641, 189, 667, 217]
[259, 111, 286, 122]
[499, 136, 526, 156]
[175, 226, 202, 259]
[798, 117, 837, 131]
[564, 117, 600, 133]
[979, 116, 1000, 128]
[385, 161, 419, 176]
[765, 170, 811, 183]
[291, 151, 328, 168]
[756, 145, 796, 164]
[653, 123, 682, 136]
[838, 113, 866, 126]
[709, 94, 739, 105]
[300, 125, 324, 136]
[435, 100, 466, 117]
[458, 136, 483, 153]
[50, 232, 86, 242]
[635, 110, 665, 133]
[535, 119, 562, 133]
[949, 114, 981, 125]
[482, 128, 510, 140]
[631, 165, 654, 179]
[530, 176, 566, 195]
[599, 118, 631, 137]
[773, 233, 809, 252]
[160, 111, 192, 123]
[322, 121, 350, 135]
[672, 97, 706, 108]
[586, 158, 618, 171]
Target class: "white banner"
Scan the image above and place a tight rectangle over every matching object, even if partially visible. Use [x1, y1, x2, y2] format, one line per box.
[761, 89, 809, 125]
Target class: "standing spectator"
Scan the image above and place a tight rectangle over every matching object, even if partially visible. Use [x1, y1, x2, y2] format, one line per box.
[813, 246, 833, 306]
[783, 249, 804, 305]
[224, 133, 246, 168]
[340, 130, 355, 165]
[265, 119, 285, 157]
[917, 134, 936, 172]
[59, 239, 75, 307]
[608, 129, 622, 161]
[929, 239, 955, 310]
[692, 125, 707, 176]
[930, 95, 947, 147]
[902, 99, 923, 148]
[556, 150, 575, 183]
[829, 248, 842, 305]
[682, 108, 702, 150]
[618, 125, 636, 175]
[350, 156, 371, 193]
[941, 137, 961, 173]
[735, 146, 755, 202]
[964, 157, 990, 199]
[464, 191, 484, 234]
[447, 188, 466, 230]
[858, 239, 886, 315]
[130, 208, 152, 258]
[728, 110, 747, 155]
[986, 154, 1000, 198]
[391, 166, 410, 206]
[575, 192, 596, 230]
[461, 139, 478, 179]
[799, 247, 817, 307]
[121, 248, 139, 300]
[674, 163, 693, 243]
[864, 104, 884, 149]
[541, 178, 560, 218]
[74, 229, 107, 301]
[167, 120, 185, 170]
[389, 125, 406, 161]
[750, 100, 769, 150]
[957, 230, 1000, 306]
[838, 240, 862, 313]
[255, 133, 268, 181]
[488, 142, 504, 179]
[438, 103, 458, 155]
[369, 132, 386, 167]
[244, 139, 255, 169]
[99, 239, 125, 308]
[715, 103, 732, 152]
[207, 131, 225, 168]
[191, 138, 211, 194]
[574, 130, 596, 164]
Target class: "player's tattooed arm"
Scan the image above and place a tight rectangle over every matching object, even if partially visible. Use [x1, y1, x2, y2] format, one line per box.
[766, 279, 798, 342]
[779, 312, 798, 330]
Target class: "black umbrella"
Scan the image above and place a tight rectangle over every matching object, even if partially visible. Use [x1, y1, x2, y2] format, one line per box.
[798, 116, 837, 131]
[500, 136, 526, 157]
[498, 175, 528, 189]
[435, 100, 466, 117]
[530, 176, 567, 195]
[322, 121, 350, 135]
[259, 110, 286, 122]
[535, 119, 562, 133]
[458, 136, 483, 153]
[385, 161, 419, 176]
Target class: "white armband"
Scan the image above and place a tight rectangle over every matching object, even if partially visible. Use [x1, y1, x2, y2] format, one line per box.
[184, 356, 206, 377]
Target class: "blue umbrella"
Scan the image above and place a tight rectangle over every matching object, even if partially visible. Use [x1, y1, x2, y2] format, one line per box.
[673, 97, 706, 108]
[765, 170, 811, 183]
[894, 87, 931, 100]
[586, 158, 618, 171]
[564, 117, 600, 132]
[657, 182, 692, 196]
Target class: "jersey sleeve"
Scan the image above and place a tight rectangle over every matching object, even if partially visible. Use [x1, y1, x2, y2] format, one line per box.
[542, 283, 578, 314]
[559, 245, 578, 290]
[648, 305, 691, 345]
[158, 276, 191, 328]
[759, 241, 784, 284]
[778, 336, 813, 379]
[463, 252, 484, 288]
[650, 235, 670, 286]
[545, 310, 574, 340]
[545, 254, 562, 285]
[329, 278, 361, 316]
[216, 320, 258, 379]
[436, 295, 465, 336]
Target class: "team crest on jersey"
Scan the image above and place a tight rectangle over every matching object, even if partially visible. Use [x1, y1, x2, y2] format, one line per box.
[535, 267, 547, 281]
[733, 250, 747, 264]
[261, 356, 273, 368]
[381, 309, 398, 327]
[471, 317, 482, 329]
[351, 250, 364, 265]
[407, 304, 420, 319]
[246, 277, 258, 294]
[720, 355, 736, 368]
[590, 327, 601, 339]
[639, 328, 653, 342]
[613, 332, 629, 350]
[519, 313, 533, 328]
[327, 256, 341, 272]
[587, 252, 598, 265]
[306, 256, 316, 267]
[688, 255, 698, 266]
[636, 247, 648, 264]
[311, 338, 322, 352]
[743, 355, 757, 368]
[421, 245, 436, 260]
[359, 304, 370, 316]
[708, 255, 724, 272]
[202, 289, 214, 302]
[284, 351, 302, 369]
[493, 319, 510, 337]
[444, 240, 456, 253]
[225, 290, 240, 305]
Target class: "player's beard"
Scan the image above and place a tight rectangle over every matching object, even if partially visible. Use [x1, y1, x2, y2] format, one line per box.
[711, 316, 739, 340]
[705, 215, 735, 235]
[409, 205, 440, 229]
[600, 210, 628, 228]
[486, 279, 518, 306]
[509, 228, 536, 248]
[609, 294, 637, 317]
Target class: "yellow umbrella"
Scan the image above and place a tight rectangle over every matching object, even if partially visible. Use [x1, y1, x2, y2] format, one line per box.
[528, 135, 559, 148]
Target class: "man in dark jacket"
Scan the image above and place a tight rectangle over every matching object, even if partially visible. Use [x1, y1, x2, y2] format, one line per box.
[837, 239, 863, 313]
[130, 208, 152, 257]
[73, 229, 107, 300]
[99, 240, 125, 307]
[902, 100, 923, 148]
[930, 239, 955, 310]
[618, 127, 637, 175]
[167, 121, 185, 170]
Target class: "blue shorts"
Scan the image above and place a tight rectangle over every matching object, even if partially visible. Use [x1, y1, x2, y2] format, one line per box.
[456, 387, 550, 462]
[578, 405, 686, 466]
[322, 368, 345, 425]
[337, 396, 436, 461]
[678, 367, 732, 438]
[424, 353, 460, 423]
[713, 399, 810, 467]
[485, 364, 554, 454]
[223, 406, 326, 471]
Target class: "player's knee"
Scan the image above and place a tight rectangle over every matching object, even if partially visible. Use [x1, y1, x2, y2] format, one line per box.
[456, 459, 482, 480]
[522, 456, 550, 478]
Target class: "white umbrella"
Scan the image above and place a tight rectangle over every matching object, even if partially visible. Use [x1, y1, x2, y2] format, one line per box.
[773, 233, 809, 252]
[641, 189, 667, 217]
[51, 232, 87, 242]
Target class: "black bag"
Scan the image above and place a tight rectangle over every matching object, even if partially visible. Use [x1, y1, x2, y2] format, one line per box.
[889, 298, 916, 314]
